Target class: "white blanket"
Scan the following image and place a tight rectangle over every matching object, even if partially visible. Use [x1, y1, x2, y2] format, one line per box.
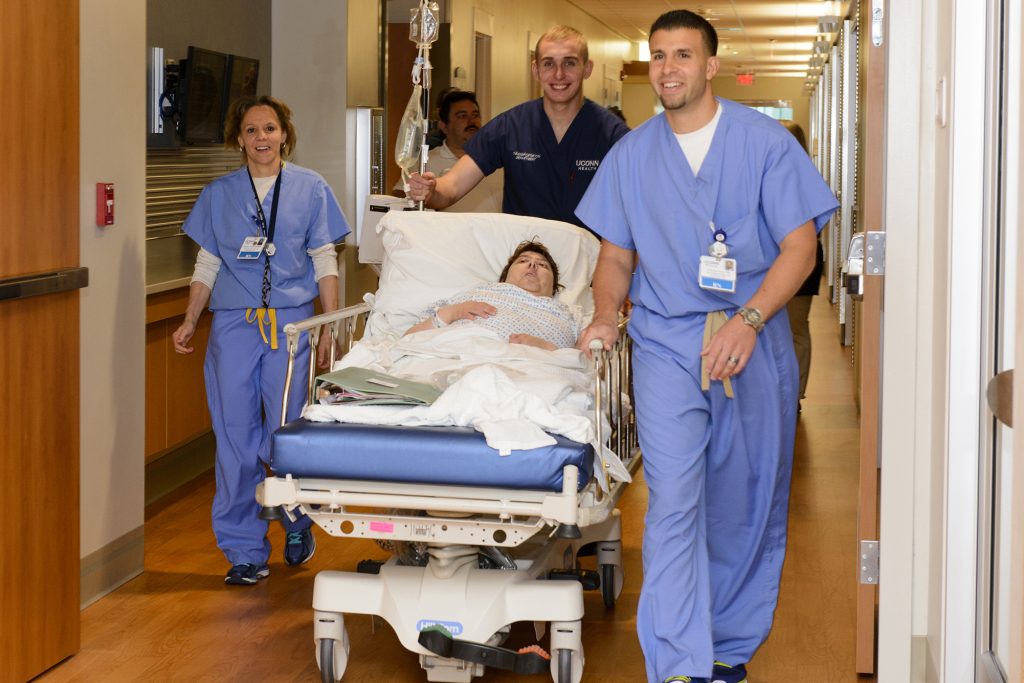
[304, 326, 594, 451]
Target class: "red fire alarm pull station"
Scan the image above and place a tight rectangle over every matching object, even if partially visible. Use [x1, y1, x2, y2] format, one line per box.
[96, 183, 114, 226]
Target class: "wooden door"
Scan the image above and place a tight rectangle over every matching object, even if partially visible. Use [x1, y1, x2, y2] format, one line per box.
[0, 1, 82, 680]
[854, 0, 887, 673]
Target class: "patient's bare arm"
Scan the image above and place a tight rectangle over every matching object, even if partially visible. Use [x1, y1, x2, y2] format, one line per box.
[508, 333, 559, 351]
[403, 300, 498, 336]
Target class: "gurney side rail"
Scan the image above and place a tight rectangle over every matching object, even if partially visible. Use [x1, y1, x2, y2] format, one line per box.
[279, 302, 371, 426]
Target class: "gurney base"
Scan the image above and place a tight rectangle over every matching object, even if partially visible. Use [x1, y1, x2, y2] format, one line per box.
[310, 513, 618, 681]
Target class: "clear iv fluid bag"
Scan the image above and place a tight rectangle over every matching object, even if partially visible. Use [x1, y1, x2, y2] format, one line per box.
[395, 85, 425, 176]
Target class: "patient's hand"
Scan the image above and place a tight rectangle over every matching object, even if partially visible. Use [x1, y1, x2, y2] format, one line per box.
[509, 333, 558, 351]
[444, 301, 496, 323]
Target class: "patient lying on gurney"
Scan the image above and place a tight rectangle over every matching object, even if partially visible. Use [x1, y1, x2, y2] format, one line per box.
[402, 240, 577, 350]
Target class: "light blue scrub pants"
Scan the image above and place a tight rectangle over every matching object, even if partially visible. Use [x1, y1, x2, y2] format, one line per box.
[630, 308, 798, 682]
[205, 304, 314, 567]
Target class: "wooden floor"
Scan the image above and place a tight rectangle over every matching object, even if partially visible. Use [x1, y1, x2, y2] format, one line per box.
[41, 296, 874, 683]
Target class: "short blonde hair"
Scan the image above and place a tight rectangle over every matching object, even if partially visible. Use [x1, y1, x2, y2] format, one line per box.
[535, 25, 588, 63]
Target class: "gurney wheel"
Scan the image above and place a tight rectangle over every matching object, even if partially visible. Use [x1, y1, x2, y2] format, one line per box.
[600, 563, 622, 608]
[317, 634, 349, 682]
[551, 648, 583, 683]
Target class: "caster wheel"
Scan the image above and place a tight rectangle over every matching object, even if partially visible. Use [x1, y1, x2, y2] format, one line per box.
[316, 630, 350, 682]
[600, 563, 623, 608]
[550, 647, 583, 683]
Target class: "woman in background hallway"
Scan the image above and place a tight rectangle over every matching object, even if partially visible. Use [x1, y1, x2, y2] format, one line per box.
[781, 120, 824, 412]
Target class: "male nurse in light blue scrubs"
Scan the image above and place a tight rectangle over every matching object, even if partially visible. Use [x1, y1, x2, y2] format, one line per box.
[576, 10, 838, 683]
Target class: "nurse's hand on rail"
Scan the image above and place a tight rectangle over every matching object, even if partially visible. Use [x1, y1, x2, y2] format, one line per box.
[701, 315, 756, 380]
[406, 171, 438, 203]
[577, 317, 619, 357]
[172, 319, 197, 354]
[316, 335, 336, 369]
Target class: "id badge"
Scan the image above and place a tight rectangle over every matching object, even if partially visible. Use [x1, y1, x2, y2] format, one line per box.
[698, 255, 737, 293]
[237, 236, 267, 260]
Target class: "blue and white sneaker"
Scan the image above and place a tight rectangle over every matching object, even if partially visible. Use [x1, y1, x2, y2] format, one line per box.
[284, 526, 316, 566]
[711, 661, 748, 683]
[664, 677, 707, 683]
[224, 563, 270, 585]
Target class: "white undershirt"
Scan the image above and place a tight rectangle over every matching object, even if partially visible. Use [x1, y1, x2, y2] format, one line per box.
[674, 103, 722, 176]
[252, 174, 277, 202]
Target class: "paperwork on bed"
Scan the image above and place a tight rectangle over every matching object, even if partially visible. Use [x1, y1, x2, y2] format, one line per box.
[302, 325, 630, 489]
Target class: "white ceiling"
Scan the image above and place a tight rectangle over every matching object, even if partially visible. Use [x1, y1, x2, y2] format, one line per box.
[566, 0, 850, 78]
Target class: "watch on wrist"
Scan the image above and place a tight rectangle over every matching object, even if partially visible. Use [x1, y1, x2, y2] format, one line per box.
[736, 306, 765, 333]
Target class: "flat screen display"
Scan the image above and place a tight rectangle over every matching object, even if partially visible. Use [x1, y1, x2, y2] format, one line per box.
[224, 55, 260, 111]
[181, 46, 228, 143]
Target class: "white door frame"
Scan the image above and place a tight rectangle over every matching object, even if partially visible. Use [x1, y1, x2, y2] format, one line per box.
[878, 0, 988, 679]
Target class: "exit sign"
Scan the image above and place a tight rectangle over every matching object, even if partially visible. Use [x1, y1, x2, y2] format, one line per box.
[736, 73, 755, 86]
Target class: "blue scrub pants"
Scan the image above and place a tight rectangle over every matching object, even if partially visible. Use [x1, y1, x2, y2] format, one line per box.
[630, 309, 798, 682]
[205, 304, 314, 567]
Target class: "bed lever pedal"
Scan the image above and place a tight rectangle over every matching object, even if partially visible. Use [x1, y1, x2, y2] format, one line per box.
[547, 568, 600, 590]
[556, 523, 582, 539]
[356, 559, 384, 574]
[418, 627, 549, 675]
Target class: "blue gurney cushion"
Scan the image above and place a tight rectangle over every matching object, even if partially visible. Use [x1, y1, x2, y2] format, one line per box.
[271, 420, 594, 492]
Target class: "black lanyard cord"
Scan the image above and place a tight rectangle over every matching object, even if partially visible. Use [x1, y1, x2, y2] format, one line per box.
[247, 165, 283, 309]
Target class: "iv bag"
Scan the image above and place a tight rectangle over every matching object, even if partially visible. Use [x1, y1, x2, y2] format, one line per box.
[394, 85, 425, 183]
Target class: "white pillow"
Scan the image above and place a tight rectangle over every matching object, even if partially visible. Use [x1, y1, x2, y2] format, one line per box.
[366, 212, 600, 337]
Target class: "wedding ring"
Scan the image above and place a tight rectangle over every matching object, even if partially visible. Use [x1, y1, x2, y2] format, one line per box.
[727, 356, 740, 364]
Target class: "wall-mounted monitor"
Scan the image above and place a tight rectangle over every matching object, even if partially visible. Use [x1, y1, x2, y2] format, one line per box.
[179, 46, 229, 144]
[224, 55, 260, 113]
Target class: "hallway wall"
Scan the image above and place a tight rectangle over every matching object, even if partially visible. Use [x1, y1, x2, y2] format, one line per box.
[448, 0, 630, 118]
[79, 0, 147, 601]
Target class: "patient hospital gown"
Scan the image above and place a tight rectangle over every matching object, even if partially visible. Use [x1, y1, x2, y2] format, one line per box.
[576, 98, 838, 682]
[424, 282, 579, 349]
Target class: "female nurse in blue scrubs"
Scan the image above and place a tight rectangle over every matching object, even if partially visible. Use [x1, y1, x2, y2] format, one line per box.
[172, 96, 350, 586]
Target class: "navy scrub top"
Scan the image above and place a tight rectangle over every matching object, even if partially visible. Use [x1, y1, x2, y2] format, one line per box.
[465, 98, 629, 229]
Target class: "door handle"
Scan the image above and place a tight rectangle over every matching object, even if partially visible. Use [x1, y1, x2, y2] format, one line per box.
[986, 369, 1014, 428]
[0, 267, 89, 301]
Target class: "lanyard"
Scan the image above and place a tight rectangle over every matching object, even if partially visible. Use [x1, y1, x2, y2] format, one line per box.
[246, 165, 283, 309]
[247, 165, 283, 243]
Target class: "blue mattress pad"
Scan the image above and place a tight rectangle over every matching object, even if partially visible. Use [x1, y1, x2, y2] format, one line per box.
[271, 420, 594, 492]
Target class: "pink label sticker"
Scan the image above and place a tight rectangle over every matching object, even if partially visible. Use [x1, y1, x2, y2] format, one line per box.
[370, 521, 394, 533]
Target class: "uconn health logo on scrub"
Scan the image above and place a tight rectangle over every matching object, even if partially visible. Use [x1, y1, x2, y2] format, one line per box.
[417, 618, 464, 636]
[575, 159, 600, 173]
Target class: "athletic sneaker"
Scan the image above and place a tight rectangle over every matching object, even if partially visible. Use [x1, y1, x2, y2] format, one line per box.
[664, 677, 707, 683]
[711, 661, 748, 683]
[224, 563, 270, 585]
[284, 527, 316, 566]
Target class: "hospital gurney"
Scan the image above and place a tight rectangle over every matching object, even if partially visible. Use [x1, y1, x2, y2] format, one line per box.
[256, 212, 640, 683]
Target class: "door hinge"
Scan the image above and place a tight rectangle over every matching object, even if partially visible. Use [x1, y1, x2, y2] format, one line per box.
[859, 540, 880, 584]
[864, 232, 886, 275]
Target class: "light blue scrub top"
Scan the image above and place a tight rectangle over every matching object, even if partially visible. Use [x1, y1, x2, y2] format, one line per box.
[576, 98, 838, 329]
[183, 163, 349, 310]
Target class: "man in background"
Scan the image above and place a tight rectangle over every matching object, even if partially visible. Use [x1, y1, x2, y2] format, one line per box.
[411, 90, 503, 212]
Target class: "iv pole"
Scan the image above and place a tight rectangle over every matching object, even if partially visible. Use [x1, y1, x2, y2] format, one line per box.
[409, 0, 439, 210]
